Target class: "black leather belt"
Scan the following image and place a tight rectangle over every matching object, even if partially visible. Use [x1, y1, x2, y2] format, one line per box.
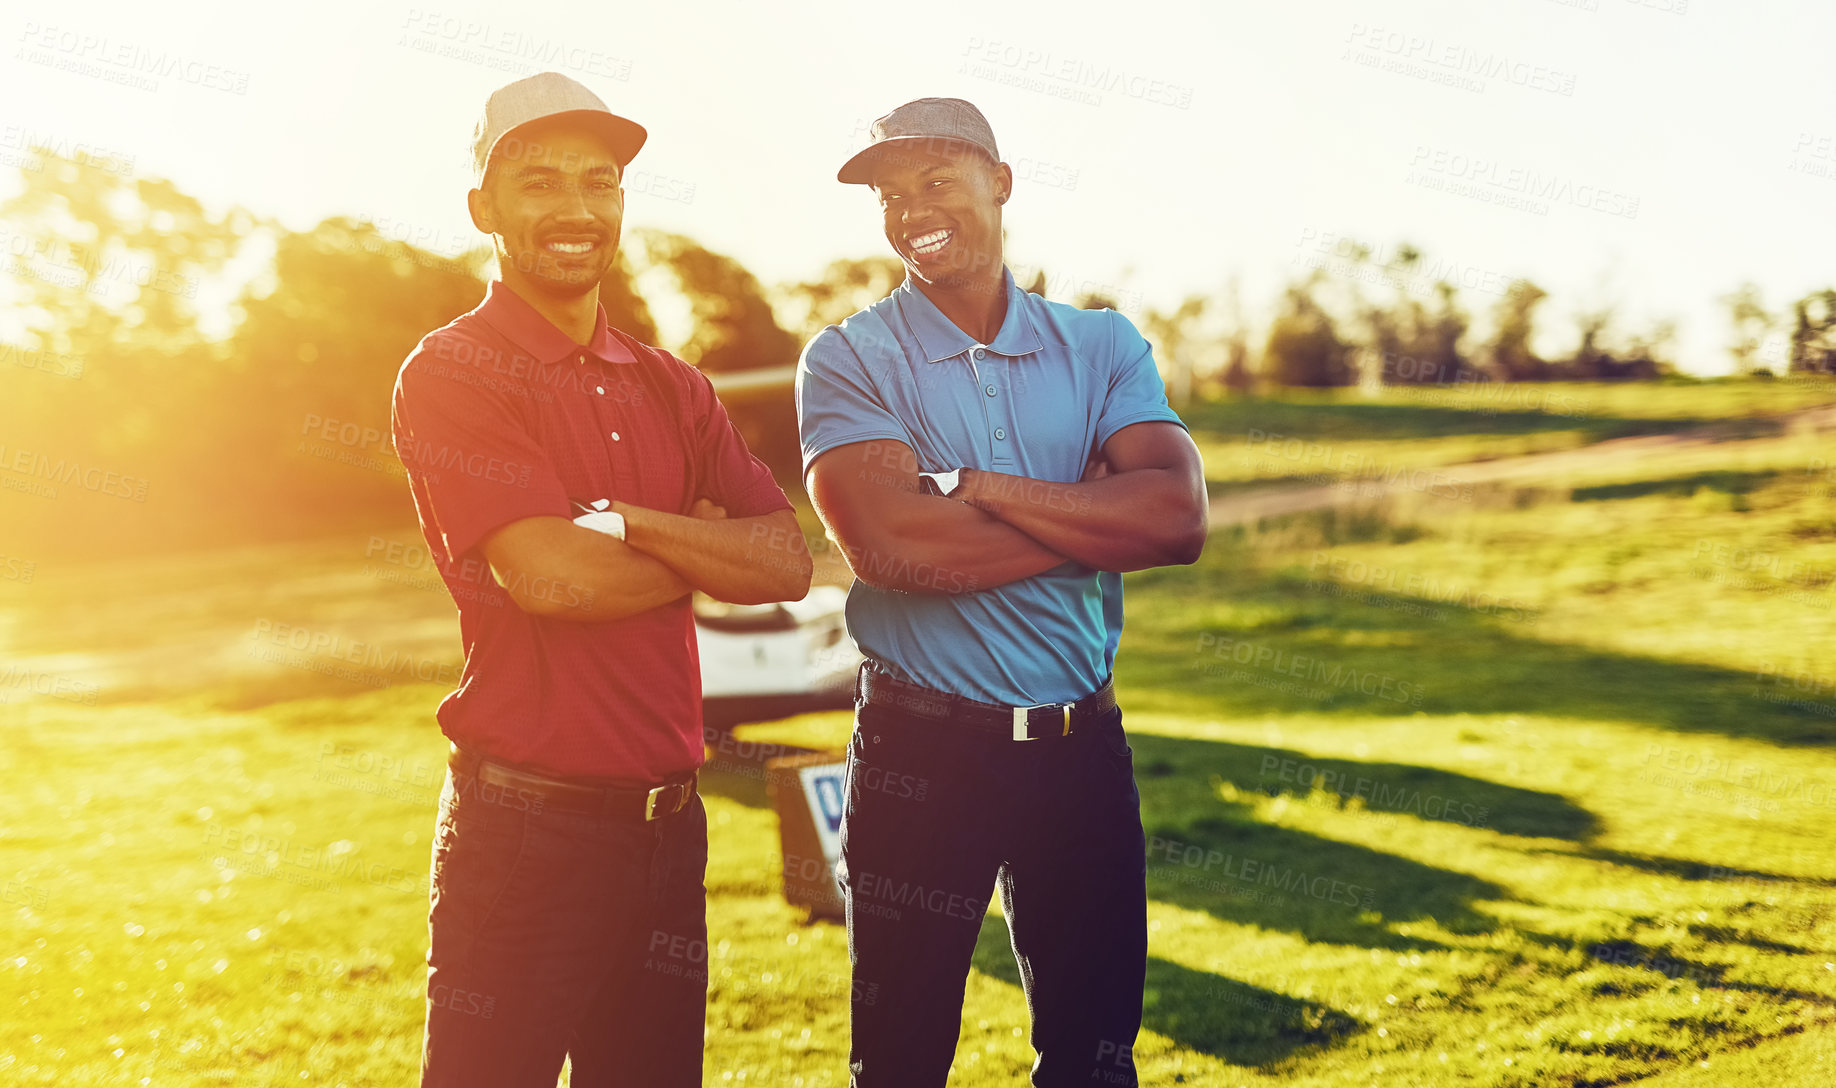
[857, 662, 1117, 741]
[448, 744, 697, 821]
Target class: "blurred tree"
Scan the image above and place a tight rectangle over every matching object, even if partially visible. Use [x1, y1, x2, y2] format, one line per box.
[598, 251, 660, 344]
[1263, 271, 1355, 387]
[224, 217, 490, 535]
[775, 256, 904, 345]
[1721, 282, 1780, 375]
[0, 148, 250, 358]
[0, 148, 255, 553]
[1356, 246, 1473, 387]
[1564, 303, 1668, 380]
[632, 229, 799, 373]
[1789, 289, 1836, 374]
[1484, 279, 1551, 381]
[1144, 296, 1209, 407]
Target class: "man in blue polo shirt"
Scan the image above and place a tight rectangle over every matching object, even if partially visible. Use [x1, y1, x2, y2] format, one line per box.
[795, 98, 1208, 1088]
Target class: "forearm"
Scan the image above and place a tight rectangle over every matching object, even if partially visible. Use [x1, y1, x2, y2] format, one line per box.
[842, 491, 1070, 594]
[959, 467, 1207, 571]
[490, 525, 693, 622]
[616, 504, 812, 605]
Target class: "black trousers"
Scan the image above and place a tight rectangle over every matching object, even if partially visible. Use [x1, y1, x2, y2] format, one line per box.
[838, 696, 1148, 1087]
[418, 763, 709, 1087]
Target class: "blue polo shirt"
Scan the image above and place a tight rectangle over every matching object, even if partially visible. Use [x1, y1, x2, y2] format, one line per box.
[795, 268, 1185, 706]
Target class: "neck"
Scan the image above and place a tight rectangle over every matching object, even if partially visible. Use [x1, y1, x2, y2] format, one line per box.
[912, 265, 1008, 345]
[503, 272, 599, 346]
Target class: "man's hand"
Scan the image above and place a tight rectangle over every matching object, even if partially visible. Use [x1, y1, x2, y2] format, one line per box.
[806, 439, 1070, 595]
[956, 422, 1207, 572]
[615, 499, 810, 605]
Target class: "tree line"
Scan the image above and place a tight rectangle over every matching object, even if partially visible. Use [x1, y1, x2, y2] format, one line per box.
[1, 148, 1830, 560]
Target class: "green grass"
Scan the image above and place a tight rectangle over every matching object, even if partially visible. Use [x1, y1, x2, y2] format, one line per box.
[5, 378, 1836, 1085]
[1186, 376, 1836, 491]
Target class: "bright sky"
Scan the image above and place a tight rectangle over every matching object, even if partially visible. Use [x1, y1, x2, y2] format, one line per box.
[5, 0, 1832, 374]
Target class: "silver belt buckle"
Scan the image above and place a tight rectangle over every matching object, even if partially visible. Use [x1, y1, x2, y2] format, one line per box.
[644, 782, 679, 820]
[1012, 703, 1073, 742]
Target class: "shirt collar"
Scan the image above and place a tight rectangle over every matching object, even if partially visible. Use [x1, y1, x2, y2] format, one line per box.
[895, 267, 1045, 363]
[478, 280, 638, 366]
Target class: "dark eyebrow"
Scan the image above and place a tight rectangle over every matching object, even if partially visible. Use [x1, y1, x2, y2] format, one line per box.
[511, 163, 621, 179]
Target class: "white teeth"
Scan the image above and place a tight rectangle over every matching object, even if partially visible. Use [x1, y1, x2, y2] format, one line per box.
[910, 230, 951, 255]
[547, 241, 594, 254]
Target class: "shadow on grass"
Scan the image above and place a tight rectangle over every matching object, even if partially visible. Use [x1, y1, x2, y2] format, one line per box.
[1120, 540, 1836, 747]
[968, 913, 1364, 1067]
[1572, 469, 1786, 503]
[1134, 736, 1509, 953]
[1542, 845, 1836, 888]
[1576, 938, 1836, 1007]
[1188, 738, 1598, 840]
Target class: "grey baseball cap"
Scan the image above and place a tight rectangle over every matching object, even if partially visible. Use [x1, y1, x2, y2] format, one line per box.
[471, 72, 646, 186]
[837, 97, 1000, 185]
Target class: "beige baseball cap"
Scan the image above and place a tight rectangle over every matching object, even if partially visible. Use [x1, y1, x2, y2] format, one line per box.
[471, 72, 647, 186]
[837, 97, 1000, 185]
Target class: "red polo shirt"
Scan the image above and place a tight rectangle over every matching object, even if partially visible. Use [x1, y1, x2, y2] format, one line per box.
[390, 280, 792, 781]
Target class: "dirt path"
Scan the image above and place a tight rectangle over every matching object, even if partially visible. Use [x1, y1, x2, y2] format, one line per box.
[1210, 402, 1836, 527]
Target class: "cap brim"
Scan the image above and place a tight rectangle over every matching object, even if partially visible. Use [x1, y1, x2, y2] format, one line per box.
[836, 135, 991, 185]
[481, 109, 648, 184]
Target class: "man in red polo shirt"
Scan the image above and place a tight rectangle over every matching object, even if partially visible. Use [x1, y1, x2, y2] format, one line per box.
[391, 72, 811, 1087]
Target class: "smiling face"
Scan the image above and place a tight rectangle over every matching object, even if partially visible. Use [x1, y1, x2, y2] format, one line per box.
[869, 140, 1012, 292]
[467, 119, 624, 300]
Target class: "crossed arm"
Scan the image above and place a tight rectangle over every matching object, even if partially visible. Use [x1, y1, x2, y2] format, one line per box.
[805, 421, 1208, 596]
[479, 500, 812, 622]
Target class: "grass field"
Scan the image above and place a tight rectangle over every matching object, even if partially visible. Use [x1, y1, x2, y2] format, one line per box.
[4, 378, 1836, 1086]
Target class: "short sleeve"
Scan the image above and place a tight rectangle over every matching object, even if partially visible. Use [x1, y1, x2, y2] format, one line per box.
[795, 327, 913, 474]
[1094, 310, 1187, 450]
[683, 365, 794, 519]
[390, 339, 571, 562]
